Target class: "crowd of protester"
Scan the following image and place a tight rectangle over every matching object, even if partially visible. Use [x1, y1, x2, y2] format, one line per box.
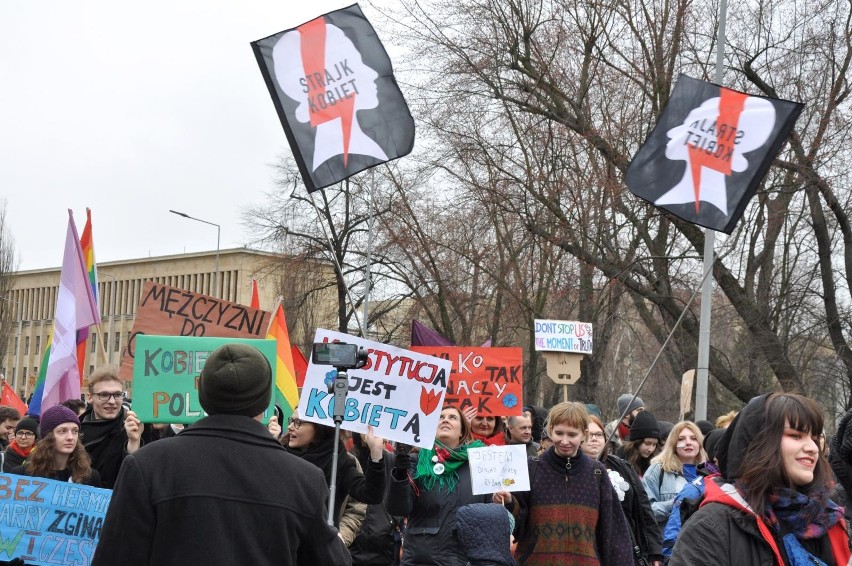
[0, 344, 850, 565]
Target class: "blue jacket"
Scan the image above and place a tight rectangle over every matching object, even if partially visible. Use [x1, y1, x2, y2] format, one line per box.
[662, 476, 705, 557]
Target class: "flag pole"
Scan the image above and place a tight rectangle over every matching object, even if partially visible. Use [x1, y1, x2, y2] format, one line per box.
[307, 179, 366, 335]
[360, 170, 376, 339]
[694, 0, 728, 421]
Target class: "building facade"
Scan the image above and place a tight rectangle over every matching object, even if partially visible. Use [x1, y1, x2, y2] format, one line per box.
[1, 248, 295, 398]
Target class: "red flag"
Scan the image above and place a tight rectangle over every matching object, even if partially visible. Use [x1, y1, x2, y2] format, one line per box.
[291, 345, 308, 388]
[250, 279, 260, 309]
[1, 382, 27, 415]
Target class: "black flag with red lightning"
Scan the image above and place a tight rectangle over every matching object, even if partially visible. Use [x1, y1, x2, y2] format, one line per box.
[626, 75, 803, 234]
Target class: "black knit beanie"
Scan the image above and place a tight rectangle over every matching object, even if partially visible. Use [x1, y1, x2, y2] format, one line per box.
[629, 410, 660, 441]
[199, 344, 272, 417]
[15, 418, 39, 438]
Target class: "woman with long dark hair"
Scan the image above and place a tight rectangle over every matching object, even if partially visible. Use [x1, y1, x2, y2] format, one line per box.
[670, 393, 850, 565]
[284, 411, 386, 530]
[12, 405, 100, 486]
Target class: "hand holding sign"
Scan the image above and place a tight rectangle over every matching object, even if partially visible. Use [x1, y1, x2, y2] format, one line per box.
[364, 425, 385, 461]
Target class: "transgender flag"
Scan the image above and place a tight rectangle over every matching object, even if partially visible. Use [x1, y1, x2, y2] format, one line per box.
[42, 211, 100, 410]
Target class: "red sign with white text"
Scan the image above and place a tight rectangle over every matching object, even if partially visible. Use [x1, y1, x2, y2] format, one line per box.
[411, 347, 523, 416]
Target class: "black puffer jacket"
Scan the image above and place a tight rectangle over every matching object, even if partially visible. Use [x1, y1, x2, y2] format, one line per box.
[456, 503, 515, 565]
[387, 453, 491, 565]
[604, 454, 663, 564]
[349, 444, 400, 566]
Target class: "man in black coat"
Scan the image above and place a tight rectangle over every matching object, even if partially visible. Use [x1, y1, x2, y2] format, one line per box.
[92, 343, 351, 566]
[80, 366, 155, 488]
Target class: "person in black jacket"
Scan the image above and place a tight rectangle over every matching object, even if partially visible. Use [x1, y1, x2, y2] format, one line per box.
[388, 404, 492, 566]
[348, 432, 401, 566]
[2, 418, 38, 472]
[670, 393, 850, 566]
[577, 413, 662, 565]
[92, 343, 350, 566]
[284, 411, 387, 528]
[80, 365, 156, 488]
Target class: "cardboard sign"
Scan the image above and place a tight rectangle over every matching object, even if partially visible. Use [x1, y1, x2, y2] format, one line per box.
[533, 319, 593, 354]
[411, 347, 523, 416]
[0, 474, 112, 566]
[119, 282, 271, 379]
[298, 329, 451, 449]
[468, 445, 531, 495]
[131, 335, 277, 424]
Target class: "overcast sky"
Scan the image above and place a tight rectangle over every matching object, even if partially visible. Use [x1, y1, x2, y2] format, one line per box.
[1, 0, 382, 271]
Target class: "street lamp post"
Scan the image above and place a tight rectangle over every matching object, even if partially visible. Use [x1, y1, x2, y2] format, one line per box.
[169, 210, 221, 297]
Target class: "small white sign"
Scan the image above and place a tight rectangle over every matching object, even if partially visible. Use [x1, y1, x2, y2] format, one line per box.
[468, 444, 531, 495]
[533, 319, 593, 354]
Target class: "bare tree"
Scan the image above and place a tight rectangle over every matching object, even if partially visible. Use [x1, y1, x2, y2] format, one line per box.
[378, 0, 852, 414]
[0, 200, 19, 374]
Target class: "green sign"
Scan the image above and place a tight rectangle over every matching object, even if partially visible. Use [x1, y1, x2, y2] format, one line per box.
[131, 335, 277, 424]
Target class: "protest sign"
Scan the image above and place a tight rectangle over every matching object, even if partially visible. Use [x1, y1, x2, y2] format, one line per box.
[533, 319, 593, 354]
[119, 281, 271, 380]
[298, 329, 451, 449]
[411, 347, 523, 416]
[0, 473, 111, 566]
[132, 335, 277, 424]
[468, 445, 530, 495]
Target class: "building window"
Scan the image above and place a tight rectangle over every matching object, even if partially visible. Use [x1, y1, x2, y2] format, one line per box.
[11, 368, 15, 381]
[33, 367, 37, 378]
[14, 337, 18, 354]
[35, 336, 40, 355]
[24, 337, 29, 355]
[89, 365, 94, 376]
[114, 332, 121, 353]
[91, 334, 97, 353]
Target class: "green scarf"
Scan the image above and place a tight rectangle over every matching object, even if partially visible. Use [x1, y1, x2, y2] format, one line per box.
[414, 439, 485, 492]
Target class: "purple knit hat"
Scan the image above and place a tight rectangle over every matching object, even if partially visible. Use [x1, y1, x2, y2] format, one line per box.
[40, 405, 81, 438]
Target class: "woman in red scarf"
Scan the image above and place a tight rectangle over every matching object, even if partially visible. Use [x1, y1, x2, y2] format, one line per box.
[2, 418, 38, 472]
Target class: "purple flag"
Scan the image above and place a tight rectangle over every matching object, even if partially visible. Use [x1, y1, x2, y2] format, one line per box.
[411, 320, 454, 347]
[42, 210, 100, 410]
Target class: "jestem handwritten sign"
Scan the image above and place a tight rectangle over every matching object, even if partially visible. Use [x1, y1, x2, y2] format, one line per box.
[468, 445, 531, 496]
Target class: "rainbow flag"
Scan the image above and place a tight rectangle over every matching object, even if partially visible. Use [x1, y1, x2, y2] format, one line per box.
[266, 304, 299, 421]
[76, 209, 99, 379]
[27, 327, 53, 417]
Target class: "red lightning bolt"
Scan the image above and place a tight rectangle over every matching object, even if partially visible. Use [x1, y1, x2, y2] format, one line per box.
[298, 17, 357, 167]
[687, 88, 748, 214]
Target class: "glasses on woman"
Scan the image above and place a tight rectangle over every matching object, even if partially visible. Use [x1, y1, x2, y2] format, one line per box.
[287, 417, 302, 429]
[588, 432, 605, 440]
[14, 431, 34, 439]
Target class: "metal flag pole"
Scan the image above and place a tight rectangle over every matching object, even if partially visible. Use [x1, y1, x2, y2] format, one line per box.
[694, 0, 728, 421]
[307, 180, 365, 334]
[361, 170, 376, 339]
